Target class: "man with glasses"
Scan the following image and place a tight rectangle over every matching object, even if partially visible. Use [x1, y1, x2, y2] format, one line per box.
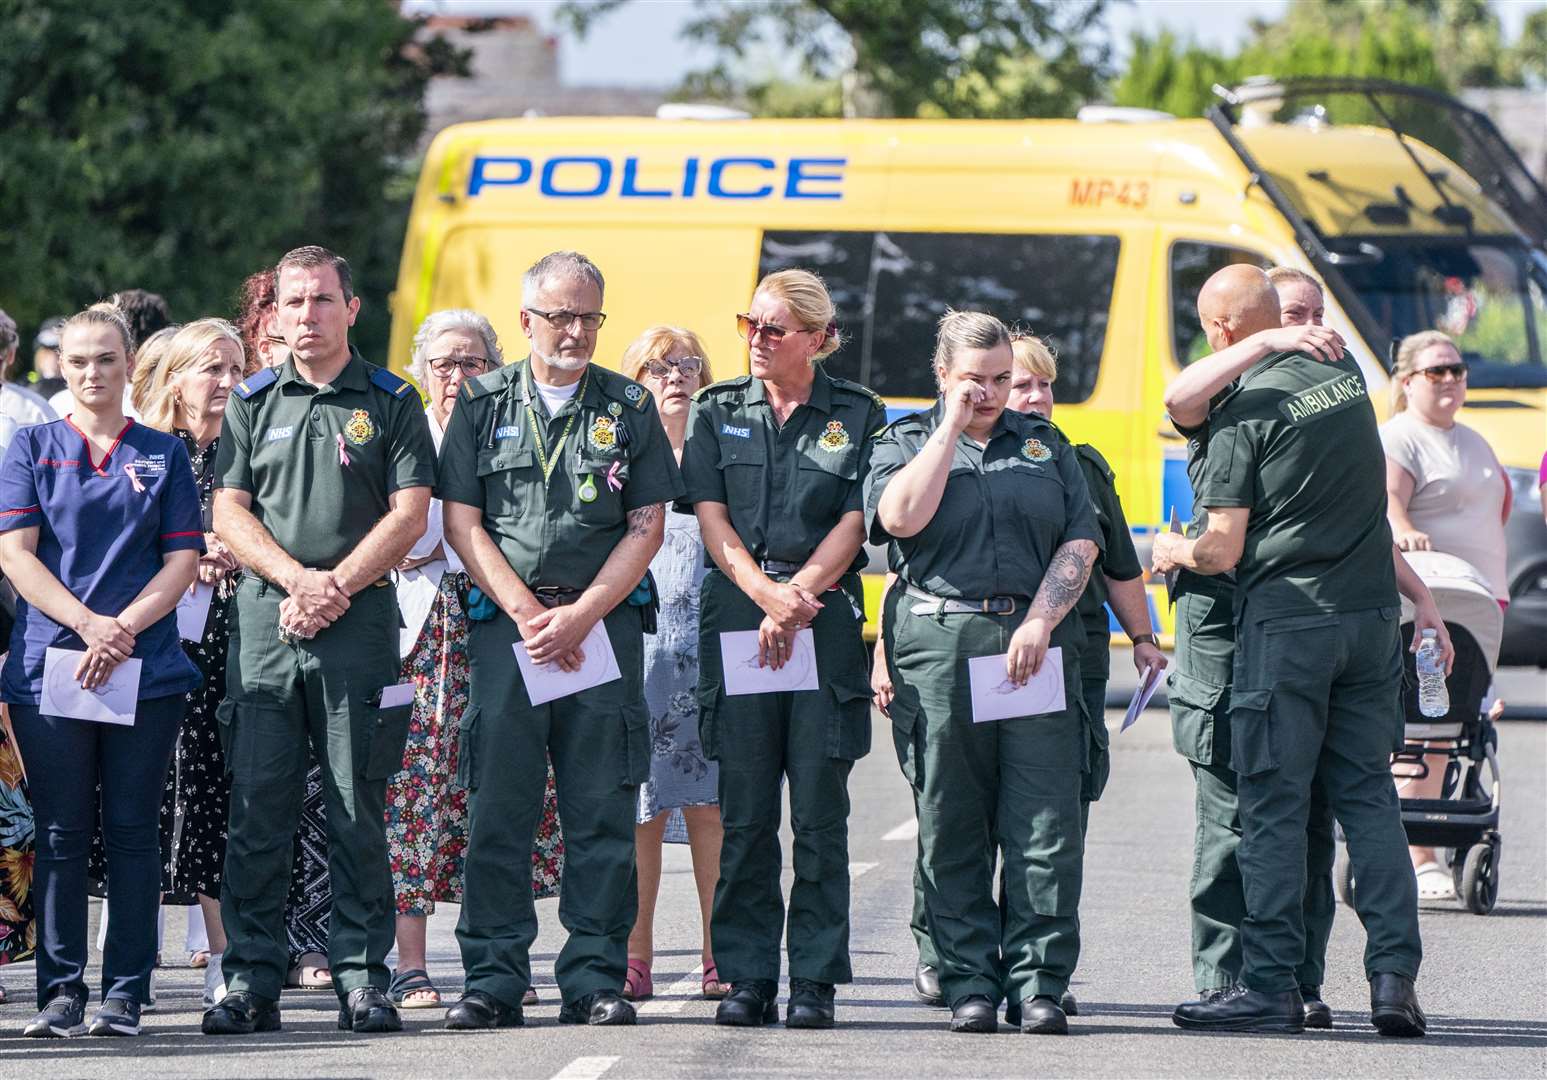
[1153, 265, 1425, 1038]
[436, 251, 683, 1030]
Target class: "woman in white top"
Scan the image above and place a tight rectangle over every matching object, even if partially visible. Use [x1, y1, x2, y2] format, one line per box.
[1380, 329, 1511, 898]
[386, 311, 565, 1009]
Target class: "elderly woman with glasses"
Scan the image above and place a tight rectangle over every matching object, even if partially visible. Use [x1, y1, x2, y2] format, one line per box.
[385, 310, 565, 1011]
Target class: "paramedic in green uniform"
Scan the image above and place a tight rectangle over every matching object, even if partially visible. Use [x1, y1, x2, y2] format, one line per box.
[205, 246, 435, 1036]
[867, 310, 1100, 1036]
[1157, 265, 1427, 1037]
[678, 269, 885, 1030]
[1157, 266, 1451, 1031]
[436, 251, 683, 1031]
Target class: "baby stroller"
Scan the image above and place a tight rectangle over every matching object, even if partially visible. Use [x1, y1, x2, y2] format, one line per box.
[1334, 551, 1503, 915]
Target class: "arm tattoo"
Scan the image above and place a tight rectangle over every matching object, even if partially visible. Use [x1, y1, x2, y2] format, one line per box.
[626, 503, 663, 538]
[1029, 540, 1097, 623]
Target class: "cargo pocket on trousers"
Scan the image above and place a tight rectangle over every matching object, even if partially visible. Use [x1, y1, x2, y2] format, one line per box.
[1081, 699, 1112, 802]
[1025, 798, 1083, 917]
[889, 697, 920, 786]
[452, 706, 481, 792]
[621, 703, 651, 787]
[361, 702, 413, 780]
[214, 699, 237, 773]
[1228, 688, 1277, 777]
[1166, 670, 1228, 766]
[829, 679, 874, 762]
[696, 686, 722, 762]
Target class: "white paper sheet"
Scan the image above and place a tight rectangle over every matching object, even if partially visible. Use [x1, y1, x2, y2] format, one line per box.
[967, 646, 1065, 723]
[514, 621, 621, 706]
[719, 628, 820, 696]
[40, 648, 142, 726]
[176, 583, 214, 642]
[1121, 663, 1163, 733]
[378, 681, 416, 709]
[395, 564, 445, 658]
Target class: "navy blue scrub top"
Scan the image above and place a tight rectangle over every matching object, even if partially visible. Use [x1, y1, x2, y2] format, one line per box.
[0, 419, 205, 704]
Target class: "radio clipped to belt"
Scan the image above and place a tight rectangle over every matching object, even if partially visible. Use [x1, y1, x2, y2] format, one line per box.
[626, 570, 659, 634]
[462, 582, 499, 622]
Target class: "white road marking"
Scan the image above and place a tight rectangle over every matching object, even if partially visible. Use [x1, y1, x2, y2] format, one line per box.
[882, 817, 919, 841]
[849, 861, 879, 880]
[549, 1056, 621, 1080]
[637, 965, 706, 1016]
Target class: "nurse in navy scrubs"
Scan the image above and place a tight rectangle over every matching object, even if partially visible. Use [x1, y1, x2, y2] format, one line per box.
[0, 307, 203, 1039]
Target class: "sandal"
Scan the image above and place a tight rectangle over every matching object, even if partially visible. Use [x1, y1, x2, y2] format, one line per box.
[189, 949, 211, 969]
[622, 958, 653, 1001]
[1415, 861, 1455, 901]
[286, 951, 333, 990]
[702, 963, 726, 1000]
[388, 967, 441, 1009]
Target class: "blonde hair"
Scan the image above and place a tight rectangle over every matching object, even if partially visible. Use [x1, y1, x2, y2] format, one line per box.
[1266, 266, 1324, 296]
[1009, 332, 1058, 381]
[753, 269, 842, 360]
[932, 310, 1011, 383]
[132, 318, 247, 432]
[1390, 330, 1460, 412]
[62, 305, 135, 358]
[620, 325, 715, 390]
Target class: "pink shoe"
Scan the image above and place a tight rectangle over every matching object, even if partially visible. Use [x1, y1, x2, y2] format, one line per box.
[623, 959, 653, 1001]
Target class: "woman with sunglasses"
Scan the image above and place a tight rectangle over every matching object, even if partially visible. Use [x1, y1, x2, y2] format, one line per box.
[678, 269, 885, 1029]
[1381, 329, 1509, 897]
[617, 326, 725, 1004]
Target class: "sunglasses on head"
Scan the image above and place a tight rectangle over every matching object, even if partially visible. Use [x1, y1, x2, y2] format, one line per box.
[736, 313, 821, 346]
[643, 356, 704, 379]
[1414, 362, 1467, 382]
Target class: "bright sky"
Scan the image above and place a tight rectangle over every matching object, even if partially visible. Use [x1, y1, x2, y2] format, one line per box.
[401, 0, 1545, 88]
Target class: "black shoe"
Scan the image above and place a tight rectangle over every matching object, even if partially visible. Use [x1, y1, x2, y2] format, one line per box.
[88, 997, 141, 1037]
[337, 987, 402, 1033]
[1019, 995, 1068, 1035]
[1060, 990, 1079, 1017]
[558, 990, 636, 1026]
[785, 979, 836, 1029]
[1172, 984, 1304, 1033]
[949, 994, 998, 1034]
[715, 982, 778, 1027]
[202, 991, 282, 1035]
[1370, 973, 1425, 1037]
[1300, 985, 1332, 1030]
[445, 990, 523, 1030]
[24, 994, 87, 1038]
[914, 963, 944, 1007]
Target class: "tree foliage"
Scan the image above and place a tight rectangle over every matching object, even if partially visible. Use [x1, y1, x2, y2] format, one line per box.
[560, 0, 1116, 119]
[0, 0, 466, 359]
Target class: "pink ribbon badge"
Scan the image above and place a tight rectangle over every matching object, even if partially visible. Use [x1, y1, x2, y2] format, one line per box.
[605, 460, 623, 492]
[124, 463, 145, 493]
[336, 433, 351, 467]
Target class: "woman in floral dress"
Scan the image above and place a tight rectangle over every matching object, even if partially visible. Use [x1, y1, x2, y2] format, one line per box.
[619, 327, 724, 1002]
[386, 310, 564, 1010]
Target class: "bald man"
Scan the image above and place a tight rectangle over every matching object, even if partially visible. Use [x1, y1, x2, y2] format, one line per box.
[1153, 266, 1425, 1037]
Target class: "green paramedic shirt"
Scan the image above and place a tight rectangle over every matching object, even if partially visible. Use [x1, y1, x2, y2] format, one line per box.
[1072, 441, 1142, 642]
[1195, 350, 1396, 623]
[864, 403, 1102, 599]
[1172, 390, 1238, 598]
[435, 359, 684, 589]
[676, 367, 887, 573]
[213, 349, 435, 570]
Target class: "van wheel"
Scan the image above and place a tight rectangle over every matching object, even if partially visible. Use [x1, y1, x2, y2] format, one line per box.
[1462, 839, 1499, 915]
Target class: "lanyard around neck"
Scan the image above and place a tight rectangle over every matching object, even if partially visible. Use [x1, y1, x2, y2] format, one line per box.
[524, 372, 587, 481]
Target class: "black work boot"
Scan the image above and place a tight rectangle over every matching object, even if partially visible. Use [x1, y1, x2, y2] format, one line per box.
[1172, 984, 1305, 1034]
[1019, 995, 1069, 1035]
[445, 990, 523, 1030]
[558, 990, 636, 1026]
[785, 979, 836, 1029]
[1369, 973, 1425, 1037]
[914, 962, 944, 1007]
[715, 981, 778, 1027]
[338, 987, 402, 1033]
[950, 995, 997, 1034]
[201, 991, 281, 1036]
[1300, 985, 1332, 1029]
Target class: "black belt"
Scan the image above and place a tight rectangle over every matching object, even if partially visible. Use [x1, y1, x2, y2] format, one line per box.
[904, 585, 1024, 616]
[760, 559, 805, 575]
[532, 586, 584, 608]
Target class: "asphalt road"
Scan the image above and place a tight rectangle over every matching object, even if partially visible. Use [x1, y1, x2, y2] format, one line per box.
[2, 686, 1543, 1078]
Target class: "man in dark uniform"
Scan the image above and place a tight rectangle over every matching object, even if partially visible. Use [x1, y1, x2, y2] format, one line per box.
[1157, 265, 1425, 1037]
[436, 251, 683, 1030]
[205, 246, 435, 1035]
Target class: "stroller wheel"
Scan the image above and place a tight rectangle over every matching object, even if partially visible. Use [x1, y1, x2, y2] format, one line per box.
[1334, 846, 1355, 907]
[1461, 840, 1500, 915]
[1451, 846, 1469, 898]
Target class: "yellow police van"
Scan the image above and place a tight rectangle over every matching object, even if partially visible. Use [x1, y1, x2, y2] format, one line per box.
[389, 78, 1547, 662]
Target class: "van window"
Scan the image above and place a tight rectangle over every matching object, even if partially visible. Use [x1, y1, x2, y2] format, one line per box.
[1170, 242, 1268, 366]
[760, 231, 1121, 402]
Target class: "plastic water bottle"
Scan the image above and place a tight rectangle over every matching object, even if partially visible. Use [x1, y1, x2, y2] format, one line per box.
[1415, 629, 1449, 718]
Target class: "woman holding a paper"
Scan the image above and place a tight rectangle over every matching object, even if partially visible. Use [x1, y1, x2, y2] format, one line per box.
[865, 310, 1100, 1037]
[679, 269, 887, 1030]
[0, 307, 203, 1038]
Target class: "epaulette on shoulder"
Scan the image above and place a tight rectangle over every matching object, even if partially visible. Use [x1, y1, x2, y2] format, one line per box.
[693, 375, 751, 402]
[606, 372, 653, 411]
[831, 377, 886, 411]
[369, 366, 416, 399]
[233, 367, 278, 400]
[461, 366, 508, 400]
[1075, 441, 1115, 479]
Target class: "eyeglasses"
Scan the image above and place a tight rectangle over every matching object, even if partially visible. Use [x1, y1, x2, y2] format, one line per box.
[736, 314, 819, 345]
[428, 356, 489, 377]
[526, 307, 606, 332]
[643, 356, 704, 379]
[1413, 362, 1468, 382]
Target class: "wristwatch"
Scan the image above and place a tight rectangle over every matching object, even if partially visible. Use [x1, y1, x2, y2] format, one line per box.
[1129, 633, 1157, 647]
